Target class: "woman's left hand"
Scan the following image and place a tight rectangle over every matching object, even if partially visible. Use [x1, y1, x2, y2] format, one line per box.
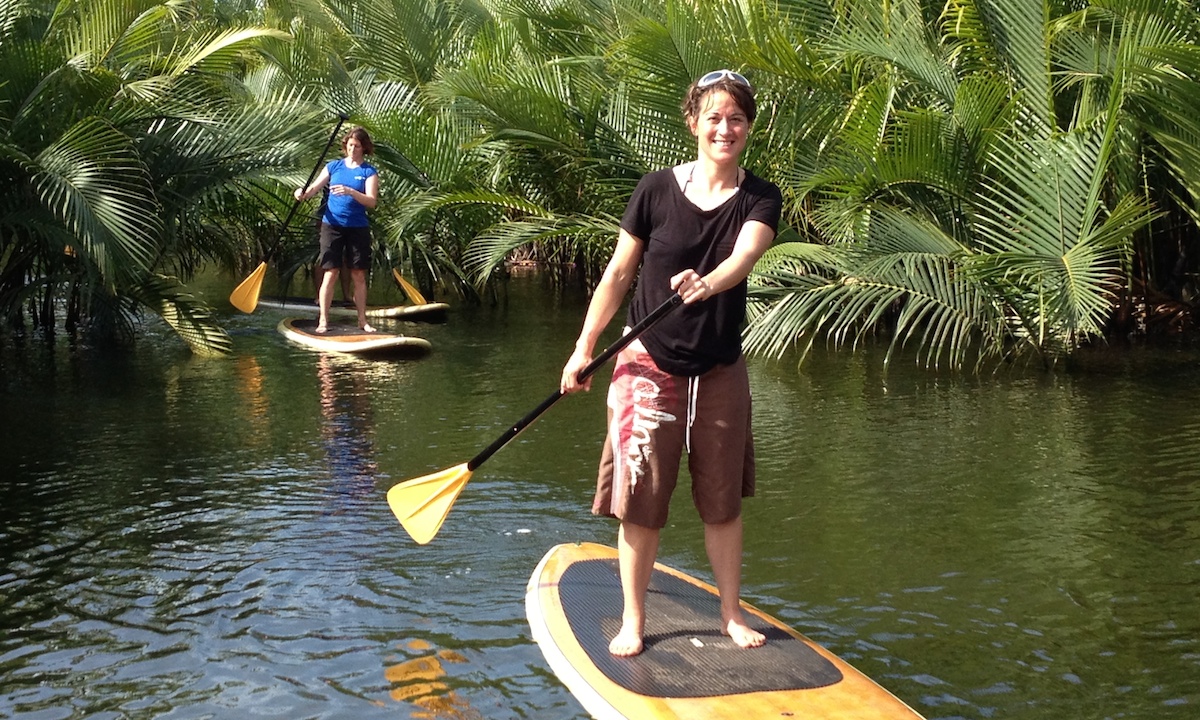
[670, 269, 712, 304]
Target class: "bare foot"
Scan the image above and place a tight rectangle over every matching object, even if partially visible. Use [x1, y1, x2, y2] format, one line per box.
[361, 323, 376, 333]
[315, 323, 328, 334]
[724, 617, 766, 649]
[608, 623, 644, 657]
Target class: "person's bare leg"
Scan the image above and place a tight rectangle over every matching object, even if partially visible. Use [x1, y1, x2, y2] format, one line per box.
[704, 515, 765, 648]
[340, 265, 352, 301]
[351, 268, 373, 332]
[611, 520, 660, 656]
[317, 269, 339, 332]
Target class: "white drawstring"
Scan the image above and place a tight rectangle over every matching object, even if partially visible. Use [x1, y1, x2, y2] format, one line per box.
[685, 375, 699, 452]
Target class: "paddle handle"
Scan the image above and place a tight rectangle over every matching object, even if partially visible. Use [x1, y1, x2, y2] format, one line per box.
[467, 294, 684, 471]
[271, 113, 349, 257]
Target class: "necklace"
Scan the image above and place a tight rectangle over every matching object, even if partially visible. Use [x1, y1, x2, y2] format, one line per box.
[681, 162, 742, 194]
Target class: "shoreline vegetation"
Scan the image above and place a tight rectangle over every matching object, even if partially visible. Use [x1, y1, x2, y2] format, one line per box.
[3, 0, 1200, 372]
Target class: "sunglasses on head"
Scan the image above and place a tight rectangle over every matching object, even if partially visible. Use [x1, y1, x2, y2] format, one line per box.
[697, 69, 751, 89]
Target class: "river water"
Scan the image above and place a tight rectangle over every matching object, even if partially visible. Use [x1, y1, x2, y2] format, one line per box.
[1, 275, 1198, 719]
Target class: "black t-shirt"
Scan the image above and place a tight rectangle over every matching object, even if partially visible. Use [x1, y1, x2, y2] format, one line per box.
[620, 167, 783, 376]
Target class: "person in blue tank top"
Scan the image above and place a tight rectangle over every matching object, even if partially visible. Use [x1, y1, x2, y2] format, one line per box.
[294, 126, 379, 333]
[560, 70, 782, 657]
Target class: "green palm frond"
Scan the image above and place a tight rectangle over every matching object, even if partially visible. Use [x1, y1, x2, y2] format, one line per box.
[941, 0, 1003, 76]
[831, 0, 958, 106]
[973, 129, 1156, 351]
[439, 60, 597, 154]
[129, 272, 232, 356]
[610, 12, 713, 167]
[464, 214, 620, 286]
[751, 229, 838, 280]
[167, 26, 291, 78]
[52, 0, 166, 68]
[136, 96, 321, 274]
[4, 0, 1200, 365]
[981, 0, 1053, 122]
[338, 0, 476, 85]
[746, 206, 996, 369]
[0, 0, 25, 37]
[33, 116, 160, 283]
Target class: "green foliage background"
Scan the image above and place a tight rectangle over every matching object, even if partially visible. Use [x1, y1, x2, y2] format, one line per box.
[3, 0, 1199, 369]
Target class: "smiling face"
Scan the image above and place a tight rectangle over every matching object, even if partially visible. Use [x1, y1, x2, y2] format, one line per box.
[687, 90, 749, 166]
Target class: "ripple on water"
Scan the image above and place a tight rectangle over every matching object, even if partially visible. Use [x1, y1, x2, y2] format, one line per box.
[4, 293, 1200, 720]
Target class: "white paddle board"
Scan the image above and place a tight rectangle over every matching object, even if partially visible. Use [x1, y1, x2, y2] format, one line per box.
[259, 296, 448, 322]
[277, 317, 431, 357]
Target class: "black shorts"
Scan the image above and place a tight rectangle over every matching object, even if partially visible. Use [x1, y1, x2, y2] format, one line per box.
[318, 224, 372, 270]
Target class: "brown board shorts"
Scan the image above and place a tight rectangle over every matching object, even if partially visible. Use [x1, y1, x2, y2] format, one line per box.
[593, 338, 754, 529]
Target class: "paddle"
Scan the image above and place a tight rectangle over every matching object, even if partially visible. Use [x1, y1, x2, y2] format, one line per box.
[229, 113, 349, 313]
[387, 293, 685, 544]
[392, 268, 428, 305]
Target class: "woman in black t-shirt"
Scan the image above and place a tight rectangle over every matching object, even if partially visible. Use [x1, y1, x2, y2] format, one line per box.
[560, 70, 782, 657]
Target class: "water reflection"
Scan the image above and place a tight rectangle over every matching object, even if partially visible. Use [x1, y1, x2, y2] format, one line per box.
[316, 354, 377, 511]
[233, 354, 271, 444]
[743, 350, 1200, 719]
[1, 281, 1198, 720]
[385, 639, 480, 718]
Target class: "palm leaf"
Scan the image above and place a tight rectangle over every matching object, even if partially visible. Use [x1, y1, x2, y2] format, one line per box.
[464, 214, 620, 286]
[746, 206, 998, 369]
[973, 129, 1156, 351]
[129, 273, 233, 356]
[33, 116, 160, 282]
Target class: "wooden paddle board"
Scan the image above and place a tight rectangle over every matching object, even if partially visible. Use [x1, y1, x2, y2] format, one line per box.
[258, 296, 449, 322]
[277, 318, 431, 357]
[526, 542, 926, 720]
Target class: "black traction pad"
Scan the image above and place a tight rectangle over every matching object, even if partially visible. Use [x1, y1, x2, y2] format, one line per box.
[558, 558, 844, 698]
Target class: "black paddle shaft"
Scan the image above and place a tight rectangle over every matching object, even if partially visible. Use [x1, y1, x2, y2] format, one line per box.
[466, 294, 685, 471]
[269, 113, 349, 258]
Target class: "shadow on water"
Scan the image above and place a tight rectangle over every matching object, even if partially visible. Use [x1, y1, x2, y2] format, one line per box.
[1, 273, 1198, 718]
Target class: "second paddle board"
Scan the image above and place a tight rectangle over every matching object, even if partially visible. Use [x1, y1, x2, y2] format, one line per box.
[277, 317, 431, 358]
[259, 296, 449, 322]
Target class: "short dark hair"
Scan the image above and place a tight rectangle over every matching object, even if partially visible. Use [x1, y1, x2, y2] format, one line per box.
[681, 76, 757, 124]
[342, 126, 375, 155]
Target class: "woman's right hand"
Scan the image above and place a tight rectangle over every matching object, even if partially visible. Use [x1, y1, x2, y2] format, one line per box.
[560, 348, 593, 394]
[293, 187, 305, 201]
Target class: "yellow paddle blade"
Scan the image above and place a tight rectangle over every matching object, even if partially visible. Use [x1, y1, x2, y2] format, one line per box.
[229, 262, 267, 313]
[387, 463, 473, 544]
[393, 269, 428, 305]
